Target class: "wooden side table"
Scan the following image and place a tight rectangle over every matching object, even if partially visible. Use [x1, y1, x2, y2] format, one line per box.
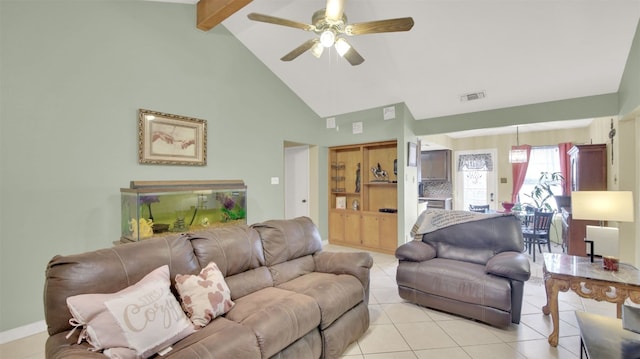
[575, 311, 640, 358]
[542, 253, 640, 347]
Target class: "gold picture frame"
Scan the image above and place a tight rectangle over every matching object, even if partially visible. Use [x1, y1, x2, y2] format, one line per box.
[138, 109, 207, 166]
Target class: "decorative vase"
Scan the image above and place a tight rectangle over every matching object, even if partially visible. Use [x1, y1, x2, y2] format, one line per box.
[501, 202, 515, 212]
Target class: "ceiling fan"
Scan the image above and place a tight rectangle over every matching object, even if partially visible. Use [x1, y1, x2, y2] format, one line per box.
[247, 0, 414, 66]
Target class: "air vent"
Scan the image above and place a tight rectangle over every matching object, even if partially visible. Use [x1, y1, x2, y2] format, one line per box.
[460, 91, 486, 102]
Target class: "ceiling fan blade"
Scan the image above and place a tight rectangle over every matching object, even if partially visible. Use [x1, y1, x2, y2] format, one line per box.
[345, 17, 414, 35]
[342, 45, 364, 66]
[281, 39, 319, 61]
[247, 13, 315, 32]
[325, 0, 346, 21]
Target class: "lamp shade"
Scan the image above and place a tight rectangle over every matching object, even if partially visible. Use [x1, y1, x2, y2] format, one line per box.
[509, 149, 527, 163]
[570, 191, 635, 222]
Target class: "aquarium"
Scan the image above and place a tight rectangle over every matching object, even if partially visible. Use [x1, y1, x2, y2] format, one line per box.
[121, 180, 247, 242]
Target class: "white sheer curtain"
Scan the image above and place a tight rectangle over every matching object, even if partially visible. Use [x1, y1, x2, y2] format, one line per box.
[518, 146, 562, 208]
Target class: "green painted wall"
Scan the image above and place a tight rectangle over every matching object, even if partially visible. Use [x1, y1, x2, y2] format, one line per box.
[619, 19, 640, 117]
[0, 1, 323, 331]
[1, 0, 638, 336]
[411, 93, 619, 135]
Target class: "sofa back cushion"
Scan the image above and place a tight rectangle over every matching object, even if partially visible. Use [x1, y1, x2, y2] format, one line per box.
[187, 225, 272, 298]
[44, 235, 200, 336]
[252, 217, 322, 267]
[421, 215, 524, 265]
[187, 225, 265, 276]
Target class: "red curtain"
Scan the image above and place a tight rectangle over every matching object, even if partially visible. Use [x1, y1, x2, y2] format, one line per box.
[558, 142, 572, 195]
[511, 145, 532, 203]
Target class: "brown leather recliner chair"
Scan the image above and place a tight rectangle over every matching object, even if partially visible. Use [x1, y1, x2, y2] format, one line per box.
[395, 214, 531, 327]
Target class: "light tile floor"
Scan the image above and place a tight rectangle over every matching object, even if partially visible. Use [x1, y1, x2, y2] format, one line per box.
[0, 243, 617, 359]
[330, 242, 617, 359]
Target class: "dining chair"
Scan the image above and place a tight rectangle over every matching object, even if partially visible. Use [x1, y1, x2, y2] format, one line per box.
[522, 210, 554, 262]
[469, 204, 490, 213]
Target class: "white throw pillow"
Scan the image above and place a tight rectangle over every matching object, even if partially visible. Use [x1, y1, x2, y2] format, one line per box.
[66, 265, 194, 358]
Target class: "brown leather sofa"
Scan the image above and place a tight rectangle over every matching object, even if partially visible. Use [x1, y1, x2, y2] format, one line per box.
[44, 217, 372, 359]
[395, 214, 531, 327]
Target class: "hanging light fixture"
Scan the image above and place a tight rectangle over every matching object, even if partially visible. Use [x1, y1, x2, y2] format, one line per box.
[310, 41, 324, 58]
[509, 126, 528, 163]
[334, 38, 351, 57]
[320, 30, 336, 48]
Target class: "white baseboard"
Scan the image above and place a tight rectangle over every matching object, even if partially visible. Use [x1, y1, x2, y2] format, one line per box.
[0, 320, 46, 345]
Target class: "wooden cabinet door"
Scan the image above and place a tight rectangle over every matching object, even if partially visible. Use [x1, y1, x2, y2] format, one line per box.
[421, 150, 451, 180]
[379, 215, 398, 251]
[361, 213, 380, 248]
[569, 144, 607, 191]
[329, 210, 345, 242]
[344, 213, 362, 245]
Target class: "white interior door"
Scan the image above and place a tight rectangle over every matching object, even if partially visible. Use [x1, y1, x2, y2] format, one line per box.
[284, 145, 310, 219]
[454, 149, 498, 210]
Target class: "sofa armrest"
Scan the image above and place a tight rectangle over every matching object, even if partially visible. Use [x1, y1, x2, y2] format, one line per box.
[485, 252, 531, 282]
[395, 241, 436, 262]
[46, 332, 108, 359]
[313, 251, 373, 290]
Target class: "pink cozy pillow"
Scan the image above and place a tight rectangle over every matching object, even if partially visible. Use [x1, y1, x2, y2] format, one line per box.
[175, 262, 235, 327]
[66, 265, 195, 358]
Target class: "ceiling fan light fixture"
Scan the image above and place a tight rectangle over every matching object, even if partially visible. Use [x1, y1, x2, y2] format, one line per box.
[311, 42, 324, 58]
[247, 2, 413, 65]
[320, 30, 336, 47]
[335, 38, 350, 56]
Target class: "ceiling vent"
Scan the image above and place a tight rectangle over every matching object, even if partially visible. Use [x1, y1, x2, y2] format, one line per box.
[460, 91, 486, 102]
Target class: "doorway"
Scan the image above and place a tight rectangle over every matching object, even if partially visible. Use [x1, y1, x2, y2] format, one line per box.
[454, 149, 498, 211]
[284, 145, 310, 219]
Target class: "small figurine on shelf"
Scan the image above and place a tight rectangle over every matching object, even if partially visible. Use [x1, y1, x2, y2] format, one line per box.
[173, 215, 188, 232]
[129, 218, 154, 239]
[355, 163, 361, 193]
[392, 159, 398, 183]
[370, 163, 389, 182]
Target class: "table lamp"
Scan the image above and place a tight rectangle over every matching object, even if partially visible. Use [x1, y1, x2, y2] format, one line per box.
[570, 191, 634, 265]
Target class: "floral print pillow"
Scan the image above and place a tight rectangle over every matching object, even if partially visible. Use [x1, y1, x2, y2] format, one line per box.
[175, 262, 235, 327]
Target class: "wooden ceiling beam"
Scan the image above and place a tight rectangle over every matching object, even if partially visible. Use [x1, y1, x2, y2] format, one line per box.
[196, 0, 253, 31]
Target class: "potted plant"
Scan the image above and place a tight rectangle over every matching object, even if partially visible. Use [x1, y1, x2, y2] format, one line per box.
[522, 172, 565, 212]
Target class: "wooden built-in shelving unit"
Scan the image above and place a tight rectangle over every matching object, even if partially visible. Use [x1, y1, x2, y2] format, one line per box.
[329, 140, 398, 253]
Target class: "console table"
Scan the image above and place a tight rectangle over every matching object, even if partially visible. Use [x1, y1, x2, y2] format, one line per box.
[542, 253, 640, 347]
[575, 311, 640, 358]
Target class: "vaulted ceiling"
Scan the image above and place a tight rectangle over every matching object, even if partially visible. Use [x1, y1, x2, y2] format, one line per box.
[172, 0, 640, 122]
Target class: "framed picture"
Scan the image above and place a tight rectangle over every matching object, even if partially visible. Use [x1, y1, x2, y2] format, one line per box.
[336, 196, 346, 209]
[138, 109, 207, 166]
[407, 142, 417, 167]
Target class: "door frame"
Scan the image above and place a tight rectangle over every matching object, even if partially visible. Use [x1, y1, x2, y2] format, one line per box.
[284, 145, 310, 219]
[453, 149, 498, 210]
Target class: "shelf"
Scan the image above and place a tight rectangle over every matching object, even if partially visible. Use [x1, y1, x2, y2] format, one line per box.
[329, 208, 397, 215]
[365, 182, 397, 186]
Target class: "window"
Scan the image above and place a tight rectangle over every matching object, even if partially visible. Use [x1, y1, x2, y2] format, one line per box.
[518, 146, 563, 211]
[455, 150, 497, 211]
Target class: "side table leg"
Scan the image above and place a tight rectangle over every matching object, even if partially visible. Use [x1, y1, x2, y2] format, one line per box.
[542, 270, 551, 315]
[543, 278, 562, 347]
[542, 275, 569, 347]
